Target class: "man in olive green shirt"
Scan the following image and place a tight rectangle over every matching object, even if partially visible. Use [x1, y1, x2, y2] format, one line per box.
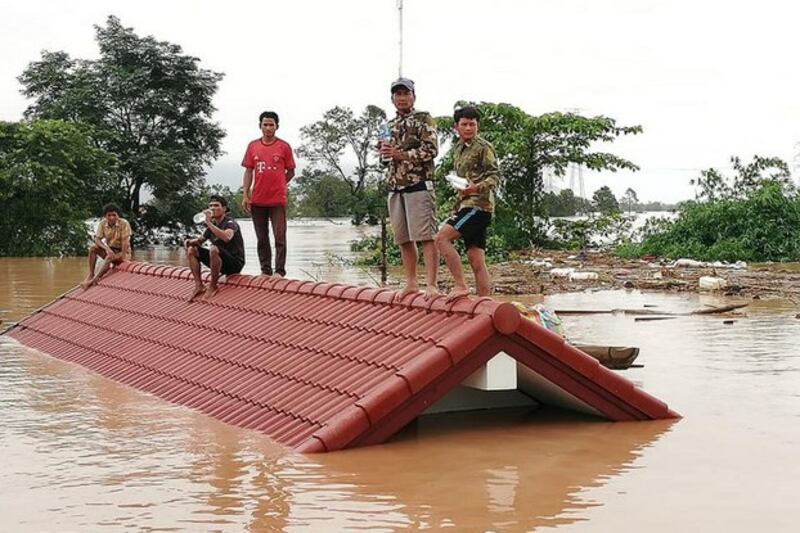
[81, 203, 131, 290]
[435, 106, 501, 300]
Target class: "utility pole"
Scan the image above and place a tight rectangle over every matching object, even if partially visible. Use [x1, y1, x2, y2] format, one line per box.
[397, 0, 404, 77]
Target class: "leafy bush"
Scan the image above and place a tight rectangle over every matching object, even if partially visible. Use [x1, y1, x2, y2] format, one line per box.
[618, 181, 800, 261]
[550, 213, 634, 250]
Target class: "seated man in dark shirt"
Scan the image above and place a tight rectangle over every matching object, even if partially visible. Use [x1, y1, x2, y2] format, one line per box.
[184, 195, 246, 300]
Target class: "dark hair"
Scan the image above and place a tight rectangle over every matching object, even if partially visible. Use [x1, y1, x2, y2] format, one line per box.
[208, 194, 229, 210]
[102, 203, 121, 216]
[454, 106, 481, 123]
[259, 111, 280, 126]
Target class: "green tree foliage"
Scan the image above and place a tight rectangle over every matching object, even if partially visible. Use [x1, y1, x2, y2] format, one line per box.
[297, 106, 387, 224]
[0, 120, 113, 256]
[621, 187, 639, 214]
[637, 200, 675, 212]
[691, 155, 793, 201]
[291, 169, 353, 218]
[435, 102, 641, 248]
[592, 185, 621, 214]
[18, 15, 225, 241]
[618, 156, 800, 261]
[551, 213, 634, 250]
[542, 188, 593, 216]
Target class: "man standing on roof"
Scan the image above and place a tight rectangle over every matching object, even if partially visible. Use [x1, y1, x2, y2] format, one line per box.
[241, 111, 296, 277]
[379, 77, 440, 301]
[435, 106, 501, 301]
[184, 195, 245, 300]
[81, 203, 131, 290]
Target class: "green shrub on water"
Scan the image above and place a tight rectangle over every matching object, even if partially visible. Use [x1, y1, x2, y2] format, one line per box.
[618, 182, 800, 262]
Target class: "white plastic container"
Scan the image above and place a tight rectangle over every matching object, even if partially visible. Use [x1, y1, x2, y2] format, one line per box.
[698, 276, 728, 291]
[569, 271, 599, 281]
[445, 173, 469, 190]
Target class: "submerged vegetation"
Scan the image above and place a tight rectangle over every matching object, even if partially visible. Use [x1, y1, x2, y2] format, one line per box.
[618, 156, 800, 262]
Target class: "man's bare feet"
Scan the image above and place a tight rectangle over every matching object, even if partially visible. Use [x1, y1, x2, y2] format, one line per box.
[80, 278, 96, 291]
[424, 286, 441, 300]
[394, 286, 420, 303]
[189, 284, 205, 300]
[273, 273, 284, 278]
[202, 286, 219, 300]
[445, 288, 470, 302]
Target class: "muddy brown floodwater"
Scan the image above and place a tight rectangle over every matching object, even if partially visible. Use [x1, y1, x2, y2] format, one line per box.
[1, 219, 798, 532]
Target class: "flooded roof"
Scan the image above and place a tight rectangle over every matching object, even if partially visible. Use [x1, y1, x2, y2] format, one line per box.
[5, 262, 678, 452]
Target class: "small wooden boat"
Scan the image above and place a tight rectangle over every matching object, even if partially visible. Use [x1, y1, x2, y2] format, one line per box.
[572, 344, 640, 370]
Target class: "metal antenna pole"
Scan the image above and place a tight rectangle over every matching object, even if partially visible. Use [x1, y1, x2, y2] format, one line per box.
[397, 0, 404, 77]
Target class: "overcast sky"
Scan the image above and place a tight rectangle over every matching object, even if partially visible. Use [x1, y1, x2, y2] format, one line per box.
[2, 0, 799, 202]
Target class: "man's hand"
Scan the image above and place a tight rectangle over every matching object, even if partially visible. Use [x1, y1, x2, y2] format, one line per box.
[379, 143, 405, 161]
[184, 238, 197, 249]
[459, 184, 478, 199]
[242, 195, 252, 214]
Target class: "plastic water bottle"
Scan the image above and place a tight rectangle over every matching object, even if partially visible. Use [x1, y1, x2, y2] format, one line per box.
[193, 210, 210, 224]
[378, 122, 392, 162]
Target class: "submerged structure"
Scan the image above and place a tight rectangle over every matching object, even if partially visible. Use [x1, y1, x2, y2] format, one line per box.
[4, 262, 678, 452]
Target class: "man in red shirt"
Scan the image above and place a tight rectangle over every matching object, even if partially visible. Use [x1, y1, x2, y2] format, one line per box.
[241, 111, 296, 277]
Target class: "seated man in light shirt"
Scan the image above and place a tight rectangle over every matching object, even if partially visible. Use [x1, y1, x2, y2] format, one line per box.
[81, 203, 131, 290]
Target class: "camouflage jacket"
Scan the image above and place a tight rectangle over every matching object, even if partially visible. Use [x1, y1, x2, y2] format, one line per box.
[386, 109, 438, 190]
[453, 136, 501, 213]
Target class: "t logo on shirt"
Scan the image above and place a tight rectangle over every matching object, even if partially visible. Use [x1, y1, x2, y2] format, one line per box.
[256, 161, 266, 173]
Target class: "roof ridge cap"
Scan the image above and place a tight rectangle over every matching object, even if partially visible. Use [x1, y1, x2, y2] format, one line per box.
[117, 262, 521, 324]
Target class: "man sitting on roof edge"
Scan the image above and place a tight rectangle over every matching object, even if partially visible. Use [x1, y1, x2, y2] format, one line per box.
[81, 203, 131, 290]
[184, 195, 246, 300]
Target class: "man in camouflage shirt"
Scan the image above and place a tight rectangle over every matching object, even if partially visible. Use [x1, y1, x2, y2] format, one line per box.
[435, 106, 501, 300]
[379, 77, 440, 300]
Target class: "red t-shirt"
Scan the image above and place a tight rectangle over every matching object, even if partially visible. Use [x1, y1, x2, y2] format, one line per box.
[241, 138, 296, 206]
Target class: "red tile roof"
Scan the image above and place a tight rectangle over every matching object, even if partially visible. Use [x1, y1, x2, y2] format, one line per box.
[5, 262, 678, 452]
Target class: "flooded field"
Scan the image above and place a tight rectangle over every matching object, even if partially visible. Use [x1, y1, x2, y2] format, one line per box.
[1, 219, 798, 532]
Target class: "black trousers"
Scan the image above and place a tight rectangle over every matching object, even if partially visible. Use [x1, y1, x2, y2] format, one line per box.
[251, 205, 287, 276]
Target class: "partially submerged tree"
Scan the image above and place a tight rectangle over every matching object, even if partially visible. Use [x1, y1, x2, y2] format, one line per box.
[621, 187, 639, 214]
[593, 185, 621, 215]
[297, 105, 387, 225]
[18, 15, 225, 240]
[618, 155, 800, 262]
[436, 102, 641, 247]
[543, 188, 593, 217]
[0, 120, 114, 256]
[291, 169, 353, 218]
